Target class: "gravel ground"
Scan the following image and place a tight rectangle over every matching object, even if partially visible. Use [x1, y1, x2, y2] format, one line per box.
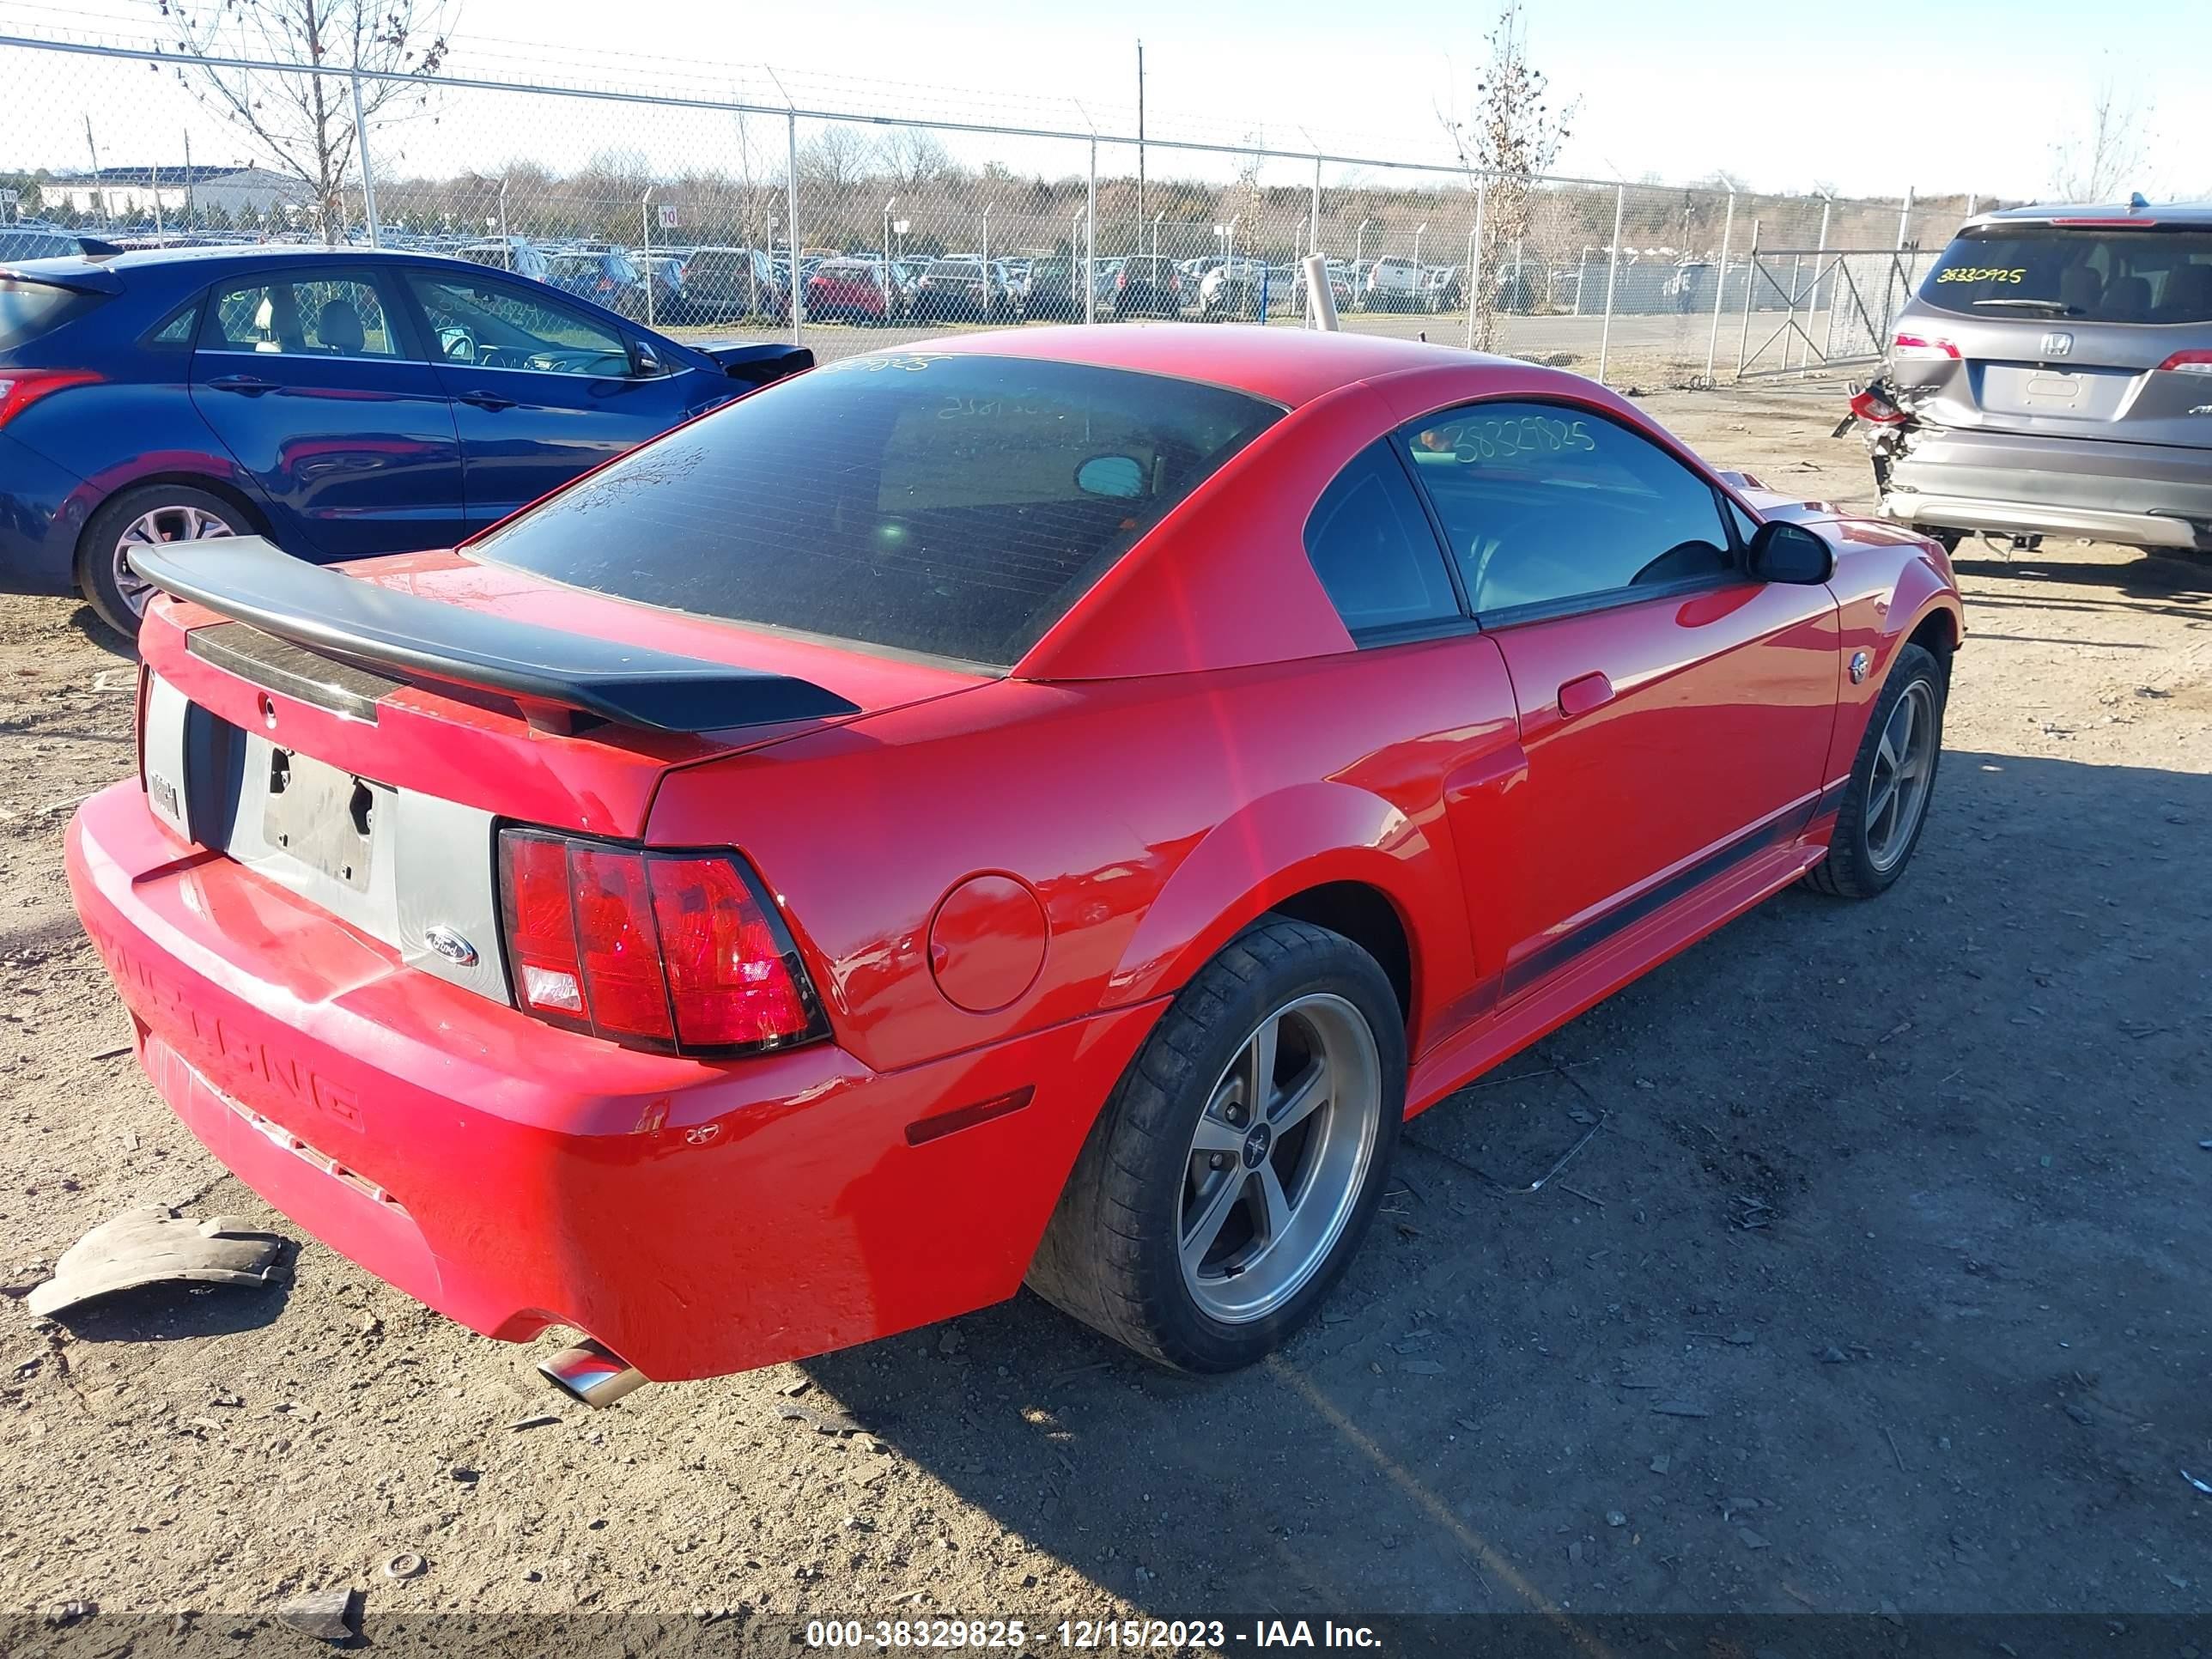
[0, 380, 2207, 1637]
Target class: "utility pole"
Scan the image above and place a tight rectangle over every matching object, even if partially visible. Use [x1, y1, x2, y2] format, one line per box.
[184, 130, 196, 232]
[1135, 40, 1145, 262]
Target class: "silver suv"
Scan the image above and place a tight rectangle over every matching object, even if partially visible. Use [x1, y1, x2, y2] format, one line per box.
[1881, 198, 2212, 553]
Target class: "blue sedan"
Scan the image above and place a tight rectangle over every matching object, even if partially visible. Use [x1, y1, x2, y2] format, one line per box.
[0, 245, 806, 631]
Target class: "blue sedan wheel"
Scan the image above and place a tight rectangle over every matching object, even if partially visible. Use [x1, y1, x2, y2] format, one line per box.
[77, 484, 243, 636]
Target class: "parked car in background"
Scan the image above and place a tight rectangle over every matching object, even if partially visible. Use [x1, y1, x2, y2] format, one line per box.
[1875, 199, 2212, 557]
[76, 325, 1961, 1391]
[1291, 259, 1354, 317]
[641, 254, 690, 323]
[913, 258, 1012, 323]
[680, 246, 786, 321]
[1358, 256, 1423, 311]
[805, 258, 896, 324]
[1198, 258, 1269, 321]
[544, 249, 647, 319]
[1423, 264, 1466, 312]
[0, 245, 811, 632]
[455, 236, 550, 283]
[1111, 254, 1185, 318]
[1022, 257, 1080, 320]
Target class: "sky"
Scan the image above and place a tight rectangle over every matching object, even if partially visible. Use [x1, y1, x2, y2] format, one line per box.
[0, 0, 2201, 203]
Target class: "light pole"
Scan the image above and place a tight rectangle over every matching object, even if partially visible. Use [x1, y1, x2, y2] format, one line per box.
[1354, 217, 1373, 270]
[1073, 204, 1088, 320]
[1228, 212, 1241, 270]
[1152, 210, 1164, 261]
[1413, 221, 1428, 272]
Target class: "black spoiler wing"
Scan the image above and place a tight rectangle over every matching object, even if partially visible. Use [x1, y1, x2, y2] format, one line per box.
[129, 538, 860, 735]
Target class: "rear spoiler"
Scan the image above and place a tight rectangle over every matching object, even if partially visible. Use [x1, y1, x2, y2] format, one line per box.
[0, 261, 123, 295]
[129, 538, 860, 736]
[702, 342, 813, 387]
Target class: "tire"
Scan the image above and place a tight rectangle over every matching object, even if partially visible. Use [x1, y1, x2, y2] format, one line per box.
[1805, 641, 1946, 899]
[76, 483, 251, 636]
[1027, 917, 1407, 1372]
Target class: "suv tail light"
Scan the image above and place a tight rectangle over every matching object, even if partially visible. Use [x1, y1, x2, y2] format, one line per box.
[1892, 333, 1960, 361]
[2154, 350, 2212, 375]
[0, 368, 102, 428]
[496, 828, 829, 1056]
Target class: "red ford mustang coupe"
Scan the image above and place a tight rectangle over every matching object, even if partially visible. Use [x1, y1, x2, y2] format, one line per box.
[66, 326, 1961, 1396]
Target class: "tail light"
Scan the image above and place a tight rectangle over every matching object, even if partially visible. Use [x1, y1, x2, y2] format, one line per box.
[1115, 269, 1127, 289]
[2154, 350, 2212, 375]
[596, 277, 616, 293]
[1892, 333, 1960, 362]
[0, 368, 102, 429]
[497, 828, 829, 1056]
[1849, 387, 1907, 425]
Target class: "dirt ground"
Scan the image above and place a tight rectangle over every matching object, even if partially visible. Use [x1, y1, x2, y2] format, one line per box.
[1, 379, 2207, 1637]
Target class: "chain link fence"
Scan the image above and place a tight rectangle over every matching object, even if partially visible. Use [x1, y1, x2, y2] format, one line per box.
[0, 32, 1985, 386]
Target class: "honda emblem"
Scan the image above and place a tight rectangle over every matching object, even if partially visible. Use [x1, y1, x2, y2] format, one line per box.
[2040, 331, 2073, 358]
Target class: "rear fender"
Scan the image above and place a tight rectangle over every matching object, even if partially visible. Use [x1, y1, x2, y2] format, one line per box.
[1105, 779, 1442, 1023]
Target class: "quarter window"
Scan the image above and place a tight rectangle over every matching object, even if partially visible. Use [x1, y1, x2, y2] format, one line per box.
[1399, 402, 1735, 616]
[1303, 441, 1461, 640]
[204, 272, 405, 359]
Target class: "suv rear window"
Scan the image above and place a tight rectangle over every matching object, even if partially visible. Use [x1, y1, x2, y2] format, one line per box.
[1918, 224, 2212, 324]
[471, 353, 1281, 668]
[0, 277, 106, 349]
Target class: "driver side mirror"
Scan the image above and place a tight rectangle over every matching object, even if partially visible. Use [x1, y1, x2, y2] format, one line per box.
[630, 338, 664, 378]
[1747, 520, 1834, 585]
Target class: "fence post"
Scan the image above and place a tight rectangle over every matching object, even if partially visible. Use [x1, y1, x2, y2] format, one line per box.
[1735, 219, 1761, 380]
[1704, 189, 1735, 386]
[1807, 194, 1831, 374]
[349, 71, 381, 248]
[786, 111, 803, 346]
[1597, 183, 1625, 386]
[1310, 154, 1322, 256]
[1085, 138, 1098, 324]
[1463, 177, 1486, 351]
[641, 186, 656, 330]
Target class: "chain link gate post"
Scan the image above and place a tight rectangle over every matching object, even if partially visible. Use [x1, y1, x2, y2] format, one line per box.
[1735, 218, 1760, 380]
[1704, 190, 1735, 386]
[1464, 178, 1486, 351]
[349, 70, 381, 248]
[785, 109, 803, 346]
[1085, 138, 1097, 325]
[1597, 183, 1625, 386]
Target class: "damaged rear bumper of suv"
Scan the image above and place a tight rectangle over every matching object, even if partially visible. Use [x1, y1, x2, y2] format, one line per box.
[66, 781, 1162, 1382]
[1883, 424, 2212, 551]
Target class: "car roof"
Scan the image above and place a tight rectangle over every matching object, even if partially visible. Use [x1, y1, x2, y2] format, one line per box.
[898, 323, 1489, 410]
[2, 242, 504, 282]
[1968, 198, 2212, 228]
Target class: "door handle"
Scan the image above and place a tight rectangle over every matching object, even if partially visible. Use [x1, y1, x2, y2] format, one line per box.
[458, 389, 516, 411]
[204, 374, 273, 394]
[1559, 671, 1615, 718]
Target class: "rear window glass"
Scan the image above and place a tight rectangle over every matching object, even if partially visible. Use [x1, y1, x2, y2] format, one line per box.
[0, 278, 104, 349]
[471, 353, 1281, 668]
[1919, 226, 2212, 323]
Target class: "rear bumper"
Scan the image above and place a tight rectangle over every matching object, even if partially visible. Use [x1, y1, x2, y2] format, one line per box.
[0, 431, 92, 597]
[67, 781, 1163, 1381]
[1884, 425, 2212, 550]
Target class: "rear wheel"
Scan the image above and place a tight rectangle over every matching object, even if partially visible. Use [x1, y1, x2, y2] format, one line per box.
[76, 483, 246, 636]
[1806, 641, 1946, 899]
[1027, 917, 1405, 1372]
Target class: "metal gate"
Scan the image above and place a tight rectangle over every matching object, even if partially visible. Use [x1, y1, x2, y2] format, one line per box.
[1734, 244, 1926, 380]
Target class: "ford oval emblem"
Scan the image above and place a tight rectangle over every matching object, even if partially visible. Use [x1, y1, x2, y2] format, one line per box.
[423, 926, 479, 968]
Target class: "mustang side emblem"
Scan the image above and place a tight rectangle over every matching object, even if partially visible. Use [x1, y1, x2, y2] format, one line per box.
[422, 926, 479, 968]
[2040, 331, 2073, 358]
[1849, 650, 1873, 685]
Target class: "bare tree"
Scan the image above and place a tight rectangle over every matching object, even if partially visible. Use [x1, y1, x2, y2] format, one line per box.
[2050, 80, 2153, 204]
[153, 0, 455, 241]
[879, 127, 953, 195]
[1437, 0, 1577, 344]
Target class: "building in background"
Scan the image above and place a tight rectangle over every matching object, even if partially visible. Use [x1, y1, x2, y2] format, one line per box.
[44, 165, 310, 223]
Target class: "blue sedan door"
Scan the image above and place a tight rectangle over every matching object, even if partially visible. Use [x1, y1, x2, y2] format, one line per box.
[189, 265, 469, 558]
[400, 270, 706, 531]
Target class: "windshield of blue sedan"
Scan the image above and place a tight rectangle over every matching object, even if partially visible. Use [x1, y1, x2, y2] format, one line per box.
[470, 353, 1282, 669]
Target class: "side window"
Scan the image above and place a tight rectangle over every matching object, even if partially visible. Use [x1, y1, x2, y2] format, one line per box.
[1400, 402, 1735, 616]
[145, 299, 202, 349]
[1303, 441, 1462, 641]
[203, 272, 404, 359]
[406, 274, 630, 378]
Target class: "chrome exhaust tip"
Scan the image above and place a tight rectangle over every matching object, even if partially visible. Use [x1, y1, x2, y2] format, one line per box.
[537, 1339, 647, 1408]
